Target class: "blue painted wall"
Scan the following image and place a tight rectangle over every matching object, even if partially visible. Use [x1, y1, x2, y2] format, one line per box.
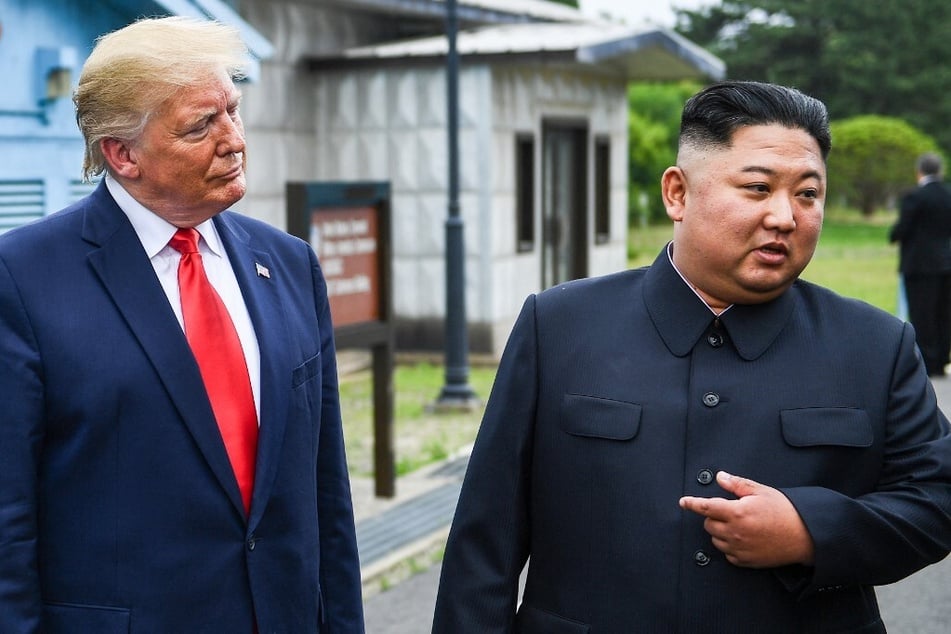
[0, 0, 166, 228]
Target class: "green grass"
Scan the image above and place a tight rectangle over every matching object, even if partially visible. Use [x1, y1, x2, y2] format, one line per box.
[804, 215, 898, 313]
[339, 362, 497, 478]
[341, 208, 901, 479]
[627, 209, 900, 314]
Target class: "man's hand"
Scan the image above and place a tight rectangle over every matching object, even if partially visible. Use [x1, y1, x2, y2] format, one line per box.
[679, 471, 815, 568]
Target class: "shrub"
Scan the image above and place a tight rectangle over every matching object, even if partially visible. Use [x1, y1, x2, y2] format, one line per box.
[828, 116, 941, 215]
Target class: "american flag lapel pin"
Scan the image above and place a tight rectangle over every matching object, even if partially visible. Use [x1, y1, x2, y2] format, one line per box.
[255, 262, 271, 279]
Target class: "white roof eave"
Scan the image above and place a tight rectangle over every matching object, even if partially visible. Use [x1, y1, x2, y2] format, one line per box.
[577, 28, 726, 81]
[314, 22, 725, 82]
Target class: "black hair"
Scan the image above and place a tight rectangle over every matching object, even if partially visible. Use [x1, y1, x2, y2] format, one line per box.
[679, 80, 831, 160]
[917, 152, 943, 176]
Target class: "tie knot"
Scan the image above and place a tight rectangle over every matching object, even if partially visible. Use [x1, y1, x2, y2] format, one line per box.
[169, 228, 200, 255]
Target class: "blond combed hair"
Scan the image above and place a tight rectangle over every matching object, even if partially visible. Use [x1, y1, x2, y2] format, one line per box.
[73, 16, 250, 181]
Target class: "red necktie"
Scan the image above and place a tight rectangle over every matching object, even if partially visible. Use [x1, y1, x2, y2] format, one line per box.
[169, 228, 258, 515]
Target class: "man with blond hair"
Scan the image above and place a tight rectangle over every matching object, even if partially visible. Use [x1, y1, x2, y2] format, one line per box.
[0, 17, 364, 632]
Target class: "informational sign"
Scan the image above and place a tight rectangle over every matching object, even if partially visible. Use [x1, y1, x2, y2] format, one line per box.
[286, 181, 396, 497]
[309, 206, 380, 327]
[286, 181, 391, 334]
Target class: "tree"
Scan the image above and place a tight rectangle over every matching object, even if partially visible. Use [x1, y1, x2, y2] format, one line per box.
[546, 0, 579, 7]
[828, 116, 940, 215]
[674, 1, 951, 155]
[628, 81, 701, 224]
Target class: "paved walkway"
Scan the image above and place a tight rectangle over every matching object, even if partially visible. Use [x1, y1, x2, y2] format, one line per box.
[353, 456, 467, 589]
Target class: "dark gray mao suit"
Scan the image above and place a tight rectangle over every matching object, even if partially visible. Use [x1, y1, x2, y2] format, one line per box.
[433, 248, 951, 633]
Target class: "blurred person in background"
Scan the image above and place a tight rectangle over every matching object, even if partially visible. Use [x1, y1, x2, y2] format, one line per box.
[890, 152, 951, 377]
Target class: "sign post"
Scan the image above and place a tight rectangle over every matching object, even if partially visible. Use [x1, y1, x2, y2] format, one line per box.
[287, 181, 395, 497]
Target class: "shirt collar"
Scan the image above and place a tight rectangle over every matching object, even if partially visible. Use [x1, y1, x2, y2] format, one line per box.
[646, 245, 796, 360]
[666, 241, 733, 317]
[105, 173, 225, 258]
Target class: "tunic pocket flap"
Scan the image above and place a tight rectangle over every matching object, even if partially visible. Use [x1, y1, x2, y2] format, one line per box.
[780, 408, 873, 447]
[560, 393, 641, 440]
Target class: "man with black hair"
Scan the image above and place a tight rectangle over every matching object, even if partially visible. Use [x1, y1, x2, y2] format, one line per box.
[433, 81, 951, 633]
[890, 152, 951, 377]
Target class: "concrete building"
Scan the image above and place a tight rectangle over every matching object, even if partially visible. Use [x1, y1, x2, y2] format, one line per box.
[0, 0, 723, 357]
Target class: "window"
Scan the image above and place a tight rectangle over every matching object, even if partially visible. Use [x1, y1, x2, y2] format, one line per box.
[0, 180, 44, 235]
[594, 136, 610, 244]
[70, 178, 99, 203]
[515, 134, 535, 252]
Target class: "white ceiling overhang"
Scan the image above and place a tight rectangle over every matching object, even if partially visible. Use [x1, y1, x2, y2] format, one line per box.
[307, 20, 725, 82]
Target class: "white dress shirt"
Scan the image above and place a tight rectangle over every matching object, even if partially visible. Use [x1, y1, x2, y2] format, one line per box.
[105, 175, 262, 422]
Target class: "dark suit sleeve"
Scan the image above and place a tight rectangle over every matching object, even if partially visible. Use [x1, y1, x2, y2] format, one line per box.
[309, 248, 365, 632]
[0, 255, 44, 632]
[889, 189, 919, 243]
[432, 296, 537, 633]
[783, 322, 951, 588]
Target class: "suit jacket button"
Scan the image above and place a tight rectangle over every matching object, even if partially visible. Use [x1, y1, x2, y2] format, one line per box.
[707, 332, 724, 347]
[694, 550, 711, 567]
[702, 392, 720, 407]
[697, 469, 714, 485]
[247, 534, 256, 551]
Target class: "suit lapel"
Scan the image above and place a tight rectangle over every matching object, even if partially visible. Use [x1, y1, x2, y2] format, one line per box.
[214, 213, 292, 527]
[83, 185, 246, 516]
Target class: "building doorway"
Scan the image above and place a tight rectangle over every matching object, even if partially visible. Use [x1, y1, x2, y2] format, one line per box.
[542, 121, 588, 288]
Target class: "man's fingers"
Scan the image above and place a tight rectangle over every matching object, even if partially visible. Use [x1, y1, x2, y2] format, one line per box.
[715, 471, 762, 498]
[679, 495, 730, 519]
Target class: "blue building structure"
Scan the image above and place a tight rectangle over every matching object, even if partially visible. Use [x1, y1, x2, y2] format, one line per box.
[0, 0, 271, 233]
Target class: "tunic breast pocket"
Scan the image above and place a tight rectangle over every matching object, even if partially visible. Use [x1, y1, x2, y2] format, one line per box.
[780, 407, 874, 448]
[777, 407, 879, 489]
[559, 393, 641, 441]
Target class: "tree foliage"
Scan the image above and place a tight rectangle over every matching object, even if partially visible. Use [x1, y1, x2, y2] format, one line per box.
[546, 0, 579, 7]
[628, 81, 701, 223]
[827, 116, 939, 215]
[674, 1, 951, 155]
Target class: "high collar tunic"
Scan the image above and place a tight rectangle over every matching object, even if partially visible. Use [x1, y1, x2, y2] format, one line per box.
[434, 248, 951, 633]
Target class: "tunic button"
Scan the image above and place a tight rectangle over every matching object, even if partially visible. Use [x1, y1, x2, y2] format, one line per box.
[697, 469, 714, 485]
[702, 392, 720, 407]
[707, 332, 723, 347]
[694, 550, 711, 567]
[247, 534, 256, 551]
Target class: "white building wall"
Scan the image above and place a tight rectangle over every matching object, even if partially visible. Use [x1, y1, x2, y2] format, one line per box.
[314, 65, 495, 332]
[489, 65, 629, 353]
[234, 2, 629, 358]
[236, 1, 384, 230]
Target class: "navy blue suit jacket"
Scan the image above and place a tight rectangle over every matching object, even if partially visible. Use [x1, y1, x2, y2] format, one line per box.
[0, 183, 364, 633]
[434, 249, 951, 633]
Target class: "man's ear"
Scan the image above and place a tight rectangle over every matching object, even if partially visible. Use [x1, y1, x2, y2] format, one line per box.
[661, 166, 687, 222]
[100, 138, 140, 179]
